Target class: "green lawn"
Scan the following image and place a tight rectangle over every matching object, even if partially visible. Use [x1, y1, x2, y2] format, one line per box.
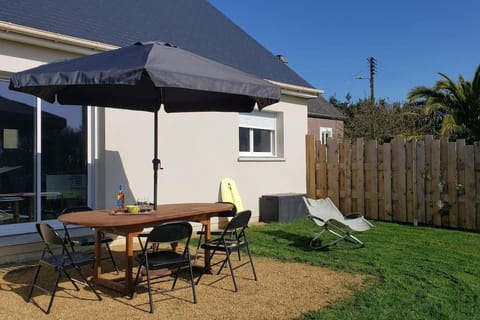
[246, 218, 480, 320]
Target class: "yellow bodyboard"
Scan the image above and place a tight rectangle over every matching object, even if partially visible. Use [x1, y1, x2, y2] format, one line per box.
[220, 177, 245, 212]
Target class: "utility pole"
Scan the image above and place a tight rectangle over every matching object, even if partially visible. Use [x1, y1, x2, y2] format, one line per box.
[356, 56, 377, 104]
[368, 57, 376, 104]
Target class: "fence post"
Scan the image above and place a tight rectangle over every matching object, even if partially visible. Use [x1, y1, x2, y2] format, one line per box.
[306, 134, 316, 198]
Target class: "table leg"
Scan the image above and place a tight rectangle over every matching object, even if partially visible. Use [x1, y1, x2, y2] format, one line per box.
[201, 218, 211, 270]
[125, 233, 134, 293]
[94, 230, 102, 278]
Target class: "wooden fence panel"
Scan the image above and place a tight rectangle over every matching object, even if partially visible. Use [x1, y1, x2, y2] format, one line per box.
[457, 140, 466, 228]
[424, 136, 434, 225]
[391, 138, 406, 222]
[383, 143, 393, 221]
[415, 140, 426, 225]
[327, 138, 339, 203]
[315, 141, 327, 199]
[306, 134, 316, 198]
[306, 134, 479, 232]
[439, 139, 449, 227]
[431, 139, 441, 227]
[464, 145, 476, 230]
[352, 138, 365, 214]
[406, 140, 415, 224]
[447, 141, 458, 228]
[475, 142, 480, 230]
[364, 140, 378, 220]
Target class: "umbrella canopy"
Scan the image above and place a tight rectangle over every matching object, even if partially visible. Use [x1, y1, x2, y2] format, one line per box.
[9, 41, 281, 208]
[9, 41, 280, 112]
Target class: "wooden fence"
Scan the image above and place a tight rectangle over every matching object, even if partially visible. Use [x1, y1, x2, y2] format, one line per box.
[306, 134, 480, 231]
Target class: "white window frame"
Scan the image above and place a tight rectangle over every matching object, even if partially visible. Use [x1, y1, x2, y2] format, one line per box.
[320, 127, 333, 144]
[239, 111, 277, 157]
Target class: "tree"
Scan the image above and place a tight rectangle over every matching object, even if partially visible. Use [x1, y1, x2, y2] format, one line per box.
[407, 65, 480, 142]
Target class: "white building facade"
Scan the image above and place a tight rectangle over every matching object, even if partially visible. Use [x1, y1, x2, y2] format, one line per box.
[0, 24, 319, 262]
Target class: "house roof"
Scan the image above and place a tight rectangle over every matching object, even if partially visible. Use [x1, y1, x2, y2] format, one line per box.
[0, 0, 313, 89]
[307, 96, 346, 120]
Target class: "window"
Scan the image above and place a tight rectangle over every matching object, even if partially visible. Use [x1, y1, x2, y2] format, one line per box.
[320, 127, 333, 144]
[0, 79, 89, 233]
[239, 111, 277, 157]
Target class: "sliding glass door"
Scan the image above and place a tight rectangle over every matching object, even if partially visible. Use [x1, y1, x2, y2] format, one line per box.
[0, 80, 88, 231]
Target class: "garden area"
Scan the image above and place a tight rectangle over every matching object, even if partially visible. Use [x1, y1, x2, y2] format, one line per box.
[0, 217, 478, 319]
[247, 218, 480, 319]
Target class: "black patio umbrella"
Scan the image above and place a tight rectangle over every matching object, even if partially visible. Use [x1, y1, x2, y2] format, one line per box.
[9, 41, 281, 208]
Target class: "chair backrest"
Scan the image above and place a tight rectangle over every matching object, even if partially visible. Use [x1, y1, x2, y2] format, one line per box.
[61, 206, 93, 214]
[224, 210, 251, 231]
[303, 197, 346, 226]
[36, 222, 65, 246]
[147, 221, 193, 245]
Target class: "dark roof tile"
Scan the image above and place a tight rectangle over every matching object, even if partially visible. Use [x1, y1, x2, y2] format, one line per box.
[0, 0, 313, 88]
[308, 96, 346, 120]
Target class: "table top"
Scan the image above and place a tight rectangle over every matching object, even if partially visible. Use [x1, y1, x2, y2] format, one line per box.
[58, 202, 233, 230]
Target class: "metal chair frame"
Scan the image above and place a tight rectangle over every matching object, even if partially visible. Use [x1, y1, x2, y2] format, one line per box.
[60, 207, 119, 274]
[195, 210, 257, 292]
[28, 222, 102, 314]
[132, 221, 197, 314]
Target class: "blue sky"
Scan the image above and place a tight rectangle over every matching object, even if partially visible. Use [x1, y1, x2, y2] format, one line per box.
[209, 0, 479, 103]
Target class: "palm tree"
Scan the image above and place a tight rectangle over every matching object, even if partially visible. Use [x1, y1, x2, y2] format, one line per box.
[407, 65, 480, 142]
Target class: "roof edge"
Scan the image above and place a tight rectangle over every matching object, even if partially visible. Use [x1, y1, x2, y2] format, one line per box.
[0, 21, 118, 55]
[268, 80, 322, 99]
[308, 112, 347, 120]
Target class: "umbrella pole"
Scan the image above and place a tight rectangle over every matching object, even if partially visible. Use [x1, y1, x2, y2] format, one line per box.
[152, 108, 161, 210]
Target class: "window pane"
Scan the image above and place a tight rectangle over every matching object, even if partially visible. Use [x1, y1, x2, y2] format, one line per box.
[41, 101, 87, 220]
[239, 127, 250, 152]
[253, 129, 272, 152]
[0, 81, 35, 225]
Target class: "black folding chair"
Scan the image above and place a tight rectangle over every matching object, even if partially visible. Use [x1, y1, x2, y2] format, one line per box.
[60, 207, 119, 274]
[131, 221, 197, 313]
[193, 202, 237, 264]
[195, 210, 257, 292]
[28, 222, 102, 314]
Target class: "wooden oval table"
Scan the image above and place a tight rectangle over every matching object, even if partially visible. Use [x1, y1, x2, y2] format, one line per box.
[58, 202, 234, 295]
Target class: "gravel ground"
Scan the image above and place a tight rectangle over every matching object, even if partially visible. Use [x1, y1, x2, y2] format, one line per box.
[0, 248, 367, 320]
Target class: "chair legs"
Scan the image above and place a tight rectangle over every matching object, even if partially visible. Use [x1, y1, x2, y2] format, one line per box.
[311, 225, 365, 250]
[193, 225, 205, 264]
[28, 263, 102, 314]
[132, 263, 197, 314]
[103, 240, 120, 274]
[196, 245, 257, 292]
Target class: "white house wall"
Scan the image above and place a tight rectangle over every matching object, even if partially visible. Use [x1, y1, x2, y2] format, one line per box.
[103, 96, 308, 223]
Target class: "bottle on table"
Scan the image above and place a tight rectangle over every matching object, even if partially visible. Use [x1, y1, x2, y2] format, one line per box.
[117, 184, 125, 210]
